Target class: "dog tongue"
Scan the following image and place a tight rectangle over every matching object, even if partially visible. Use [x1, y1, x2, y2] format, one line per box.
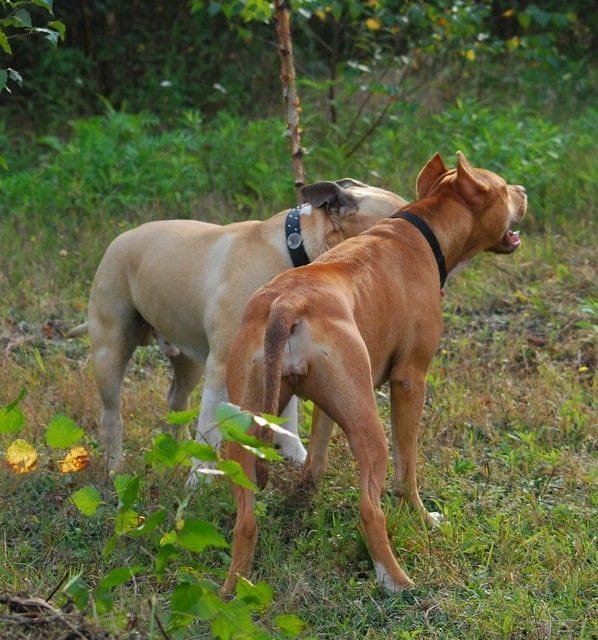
[506, 229, 521, 247]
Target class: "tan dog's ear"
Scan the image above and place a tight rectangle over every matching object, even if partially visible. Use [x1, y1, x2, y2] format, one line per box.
[301, 181, 359, 216]
[454, 151, 489, 204]
[416, 153, 448, 199]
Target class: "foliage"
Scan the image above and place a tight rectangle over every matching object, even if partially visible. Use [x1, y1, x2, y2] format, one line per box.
[0, 0, 65, 168]
[0, 398, 304, 638]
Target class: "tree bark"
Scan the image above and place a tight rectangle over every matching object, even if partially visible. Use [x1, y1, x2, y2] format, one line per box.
[273, 0, 305, 201]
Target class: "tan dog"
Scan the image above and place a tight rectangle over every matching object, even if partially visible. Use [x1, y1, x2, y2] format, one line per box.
[222, 152, 527, 594]
[68, 179, 406, 475]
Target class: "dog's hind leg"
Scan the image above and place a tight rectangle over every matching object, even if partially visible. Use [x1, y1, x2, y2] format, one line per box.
[305, 345, 414, 592]
[390, 372, 442, 526]
[299, 406, 335, 488]
[166, 353, 203, 440]
[89, 311, 146, 472]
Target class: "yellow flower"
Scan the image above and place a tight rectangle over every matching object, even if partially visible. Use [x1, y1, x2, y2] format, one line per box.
[465, 49, 476, 62]
[366, 17, 381, 31]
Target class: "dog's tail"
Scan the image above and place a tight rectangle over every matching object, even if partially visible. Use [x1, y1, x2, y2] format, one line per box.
[66, 322, 89, 338]
[255, 298, 299, 489]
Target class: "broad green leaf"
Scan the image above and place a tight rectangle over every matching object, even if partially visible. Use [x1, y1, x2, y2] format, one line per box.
[218, 459, 258, 492]
[95, 566, 142, 614]
[0, 32, 12, 55]
[102, 534, 117, 559]
[276, 614, 307, 638]
[129, 509, 166, 537]
[15, 9, 32, 28]
[47, 20, 65, 41]
[114, 509, 141, 535]
[144, 433, 182, 467]
[235, 577, 272, 611]
[166, 407, 200, 424]
[216, 402, 253, 431]
[97, 565, 142, 591]
[113, 473, 140, 509]
[155, 544, 178, 578]
[45, 414, 85, 448]
[62, 573, 89, 610]
[170, 582, 221, 628]
[242, 443, 282, 461]
[177, 518, 228, 553]
[32, 0, 54, 10]
[70, 486, 102, 516]
[0, 405, 25, 433]
[0, 154, 7, 171]
[180, 440, 218, 462]
[33, 27, 59, 46]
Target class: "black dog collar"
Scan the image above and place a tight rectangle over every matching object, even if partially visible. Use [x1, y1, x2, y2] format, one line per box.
[391, 211, 447, 289]
[285, 205, 311, 268]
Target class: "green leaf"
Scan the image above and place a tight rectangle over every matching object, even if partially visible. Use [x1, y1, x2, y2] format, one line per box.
[129, 509, 166, 537]
[0, 154, 8, 171]
[32, 0, 54, 10]
[62, 573, 89, 610]
[0, 32, 13, 55]
[114, 509, 141, 535]
[8, 68, 22, 87]
[102, 534, 117, 559]
[166, 407, 200, 424]
[97, 565, 142, 591]
[218, 459, 258, 492]
[45, 414, 85, 448]
[14, 9, 32, 28]
[95, 566, 142, 614]
[0, 402, 25, 434]
[155, 544, 178, 578]
[170, 582, 221, 628]
[216, 402, 253, 431]
[113, 473, 140, 509]
[144, 433, 182, 467]
[70, 486, 102, 516]
[177, 518, 228, 553]
[47, 20, 65, 41]
[276, 614, 307, 638]
[33, 27, 59, 46]
[180, 440, 218, 462]
[235, 577, 272, 611]
[242, 444, 282, 461]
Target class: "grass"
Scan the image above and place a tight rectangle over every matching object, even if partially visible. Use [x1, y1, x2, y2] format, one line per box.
[0, 220, 595, 638]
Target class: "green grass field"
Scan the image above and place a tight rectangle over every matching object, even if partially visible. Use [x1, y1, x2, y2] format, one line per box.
[0, 99, 596, 639]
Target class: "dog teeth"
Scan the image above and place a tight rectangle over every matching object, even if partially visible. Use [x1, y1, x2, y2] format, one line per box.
[512, 230, 520, 236]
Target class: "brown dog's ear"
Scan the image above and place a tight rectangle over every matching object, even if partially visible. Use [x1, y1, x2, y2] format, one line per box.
[454, 151, 489, 204]
[301, 181, 359, 216]
[416, 153, 448, 199]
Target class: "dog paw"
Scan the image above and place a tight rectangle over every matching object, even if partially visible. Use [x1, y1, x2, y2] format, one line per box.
[374, 563, 414, 593]
[281, 443, 307, 466]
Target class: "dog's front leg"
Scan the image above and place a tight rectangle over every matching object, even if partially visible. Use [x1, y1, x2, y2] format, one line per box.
[186, 361, 229, 487]
[390, 374, 442, 526]
[275, 396, 307, 464]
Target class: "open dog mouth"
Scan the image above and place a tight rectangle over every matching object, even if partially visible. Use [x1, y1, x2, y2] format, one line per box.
[489, 228, 521, 254]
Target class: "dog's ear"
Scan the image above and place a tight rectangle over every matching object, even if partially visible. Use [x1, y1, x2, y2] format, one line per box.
[454, 151, 489, 204]
[301, 181, 359, 216]
[333, 177, 369, 189]
[416, 153, 448, 199]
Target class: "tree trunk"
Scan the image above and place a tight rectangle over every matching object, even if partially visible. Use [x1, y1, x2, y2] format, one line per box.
[273, 0, 305, 201]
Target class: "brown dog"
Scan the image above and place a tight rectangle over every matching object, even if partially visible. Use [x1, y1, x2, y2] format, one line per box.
[222, 152, 527, 594]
